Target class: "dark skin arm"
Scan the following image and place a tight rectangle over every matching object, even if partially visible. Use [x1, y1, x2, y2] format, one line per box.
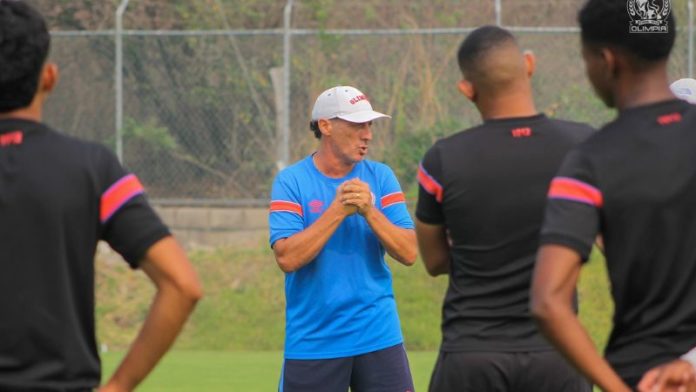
[415, 219, 450, 276]
[99, 236, 203, 392]
[595, 235, 605, 254]
[531, 244, 630, 392]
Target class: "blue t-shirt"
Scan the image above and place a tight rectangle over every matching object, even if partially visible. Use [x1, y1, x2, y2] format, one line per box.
[269, 155, 414, 359]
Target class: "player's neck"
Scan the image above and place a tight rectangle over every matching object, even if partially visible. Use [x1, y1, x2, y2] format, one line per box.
[0, 99, 44, 122]
[614, 69, 674, 110]
[477, 91, 538, 121]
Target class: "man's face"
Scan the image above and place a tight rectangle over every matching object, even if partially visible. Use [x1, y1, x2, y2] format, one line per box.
[327, 118, 373, 165]
[582, 42, 615, 108]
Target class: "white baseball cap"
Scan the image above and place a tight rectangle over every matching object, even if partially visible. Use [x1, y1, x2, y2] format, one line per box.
[670, 78, 696, 104]
[311, 86, 391, 123]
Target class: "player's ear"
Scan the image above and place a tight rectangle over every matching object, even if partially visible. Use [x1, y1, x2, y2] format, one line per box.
[458, 79, 476, 102]
[40, 63, 59, 94]
[600, 48, 617, 78]
[318, 119, 332, 137]
[523, 50, 536, 78]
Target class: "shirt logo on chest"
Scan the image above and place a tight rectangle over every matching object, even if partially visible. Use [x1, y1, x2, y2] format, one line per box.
[309, 199, 324, 214]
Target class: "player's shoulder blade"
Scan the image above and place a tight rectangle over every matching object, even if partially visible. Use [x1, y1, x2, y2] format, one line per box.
[435, 125, 483, 150]
[1, 120, 108, 161]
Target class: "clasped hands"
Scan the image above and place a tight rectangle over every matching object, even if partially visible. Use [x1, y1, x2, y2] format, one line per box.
[334, 178, 373, 217]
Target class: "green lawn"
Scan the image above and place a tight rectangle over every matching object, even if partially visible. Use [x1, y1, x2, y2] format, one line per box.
[102, 351, 438, 392]
[102, 351, 282, 392]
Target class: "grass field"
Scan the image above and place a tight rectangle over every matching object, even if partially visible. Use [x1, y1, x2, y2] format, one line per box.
[97, 244, 612, 390]
[102, 351, 439, 391]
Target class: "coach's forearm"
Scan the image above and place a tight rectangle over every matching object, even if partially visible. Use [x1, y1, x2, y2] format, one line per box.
[102, 280, 200, 391]
[363, 207, 417, 266]
[273, 203, 347, 272]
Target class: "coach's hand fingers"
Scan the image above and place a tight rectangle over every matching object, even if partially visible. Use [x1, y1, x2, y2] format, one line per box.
[638, 367, 660, 392]
[640, 361, 696, 392]
[342, 181, 369, 194]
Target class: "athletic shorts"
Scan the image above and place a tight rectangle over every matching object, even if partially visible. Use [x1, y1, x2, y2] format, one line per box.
[428, 350, 591, 392]
[279, 343, 414, 392]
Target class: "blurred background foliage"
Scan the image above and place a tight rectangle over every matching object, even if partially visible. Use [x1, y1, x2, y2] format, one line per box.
[26, 0, 692, 197]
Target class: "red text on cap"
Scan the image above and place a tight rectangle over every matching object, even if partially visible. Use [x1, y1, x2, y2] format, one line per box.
[350, 95, 368, 105]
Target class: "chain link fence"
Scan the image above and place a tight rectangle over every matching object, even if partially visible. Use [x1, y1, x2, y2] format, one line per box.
[42, 0, 694, 203]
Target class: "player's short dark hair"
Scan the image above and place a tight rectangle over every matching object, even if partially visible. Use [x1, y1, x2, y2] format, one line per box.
[457, 25, 516, 76]
[0, 0, 51, 112]
[310, 120, 321, 139]
[579, 0, 675, 62]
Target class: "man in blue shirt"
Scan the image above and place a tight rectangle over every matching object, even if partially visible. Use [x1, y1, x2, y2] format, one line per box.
[269, 86, 417, 392]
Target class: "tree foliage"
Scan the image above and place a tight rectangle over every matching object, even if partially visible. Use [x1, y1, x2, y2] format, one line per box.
[33, 1, 694, 198]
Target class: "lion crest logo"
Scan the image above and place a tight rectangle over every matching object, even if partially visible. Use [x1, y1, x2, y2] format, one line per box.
[627, 0, 671, 33]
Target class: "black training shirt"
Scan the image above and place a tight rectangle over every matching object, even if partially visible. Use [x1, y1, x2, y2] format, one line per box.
[0, 119, 170, 390]
[541, 100, 696, 381]
[417, 114, 593, 352]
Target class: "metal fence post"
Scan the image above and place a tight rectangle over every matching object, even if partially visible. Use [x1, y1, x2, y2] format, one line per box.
[279, 0, 294, 171]
[495, 0, 502, 26]
[115, 0, 131, 163]
[689, 1, 694, 78]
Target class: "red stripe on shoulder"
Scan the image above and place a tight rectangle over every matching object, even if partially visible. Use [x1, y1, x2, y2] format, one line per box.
[269, 200, 303, 217]
[548, 177, 603, 208]
[100, 174, 145, 223]
[417, 164, 443, 203]
[381, 192, 406, 208]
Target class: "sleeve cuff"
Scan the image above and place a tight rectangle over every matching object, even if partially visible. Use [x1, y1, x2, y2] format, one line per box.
[415, 211, 445, 225]
[539, 233, 592, 262]
[124, 227, 172, 269]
